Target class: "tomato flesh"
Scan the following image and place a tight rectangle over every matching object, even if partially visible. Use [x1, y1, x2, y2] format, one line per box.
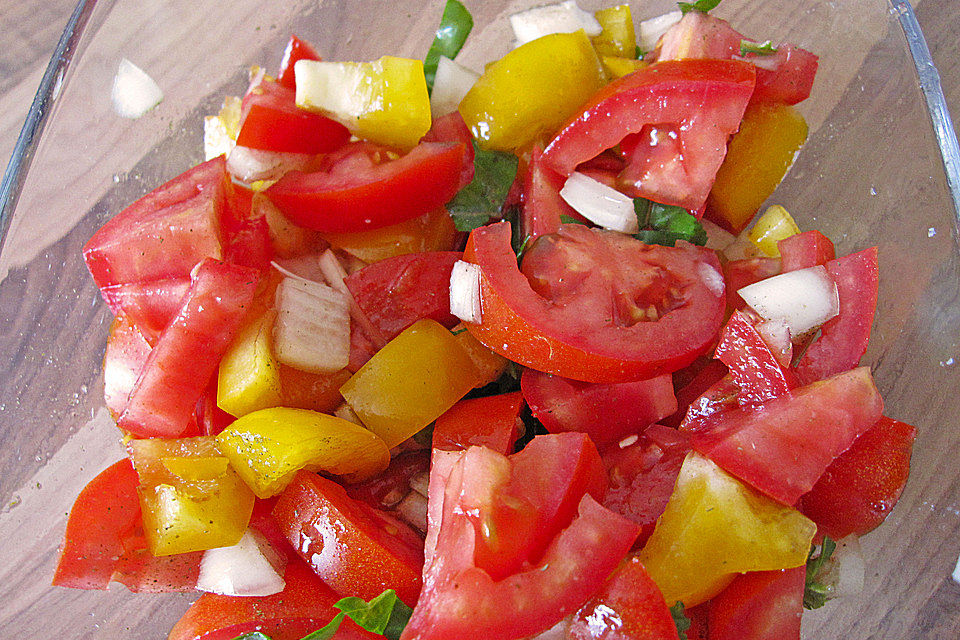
[464, 222, 726, 383]
[707, 567, 805, 640]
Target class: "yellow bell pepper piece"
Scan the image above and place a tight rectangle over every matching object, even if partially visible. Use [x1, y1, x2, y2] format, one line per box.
[295, 56, 431, 150]
[600, 55, 649, 79]
[323, 207, 458, 263]
[452, 323, 509, 388]
[747, 205, 801, 258]
[458, 31, 604, 152]
[129, 436, 254, 556]
[340, 319, 482, 448]
[592, 5, 636, 58]
[638, 453, 816, 607]
[216, 407, 390, 498]
[706, 101, 808, 233]
[218, 311, 282, 418]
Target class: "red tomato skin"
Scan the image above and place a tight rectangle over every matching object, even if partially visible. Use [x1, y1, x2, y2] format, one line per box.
[422, 111, 476, 189]
[778, 230, 835, 272]
[678, 375, 741, 433]
[721, 257, 781, 311]
[664, 359, 728, 428]
[103, 317, 152, 419]
[117, 259, 260, 438]
[221, 182, 274, 271]
[689, 366, 884, 505]
[714, 310, 794, 407]
[794, 247, 879, 384]
[569, 555, 681, 640]
[83, 156, 228, 292]
[541, 59, 756, 210]
[100, 276, 191, 342]
[521, 145, 580, 241]
[273, 471, 424, 607]
[464, 222, 727, 383]
[403, 494, 639, 640]
[236, 79, 351, 155]
[345, 251, 463, 370]
[277, 34, 322, 90]
[522, 369, 677, 449]
[800, 416, 916, 538]
[602, 424, 691, 546]
[265, 142, 469, 233]
[433, 392, 523, 454]
[168, 562, 379, 640]
[53, 459, 201, 592]
[751, 45, 819, 106]
[707, 567, 805, 640]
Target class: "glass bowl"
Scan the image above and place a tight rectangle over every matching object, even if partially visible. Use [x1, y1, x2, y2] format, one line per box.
[1, 0, 958, 638]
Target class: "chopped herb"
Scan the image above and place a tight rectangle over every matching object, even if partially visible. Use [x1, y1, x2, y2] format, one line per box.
[678, 0, 722, 15]
[230, 590, 412, 640]
[424, 0, 474, 93]
[559, 214, 589, 226]
[501, 202, 530, 261]
[740, 39, 778, 56]
[447, 142, 519, 231]
[635, 45, 644, 59]
[804, 536, 837, 609]
[632, 198, 708, 247]
[670, 601, 691, 640]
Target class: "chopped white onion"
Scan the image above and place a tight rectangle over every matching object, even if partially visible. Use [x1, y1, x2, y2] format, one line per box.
[638, 10, 683, 53]
[559, 172, 638, 233]
[449, 260, 482, 324]
[755, 318, 793, 367]
[734, 53, 782, 71]
[831, 535, 866, 598]
[318, 250, 389, 350]
[738, 265, 839, 337]
[409, 471, 430, 498]
[396, 491, 429, 533]
[273, 276, 350, 373]
[698, 262, 725, 298]
[111, 58, 163, 119]
[431, 56, 480, 118]
[510, 0, 602, 46]
[204, 96, 242, 161]
[271, 255, 326, 283]
[700, 218, 737, 252]
[197, 529, 286, 597]
[227, 145, 310, 183]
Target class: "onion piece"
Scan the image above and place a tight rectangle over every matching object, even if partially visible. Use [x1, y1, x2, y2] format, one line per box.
[755, 318, 793, 368]
[196, 529, 286, 597]
[273, 276, 350, 373]
[638, 10, 683, 53]
[559, 172, 638, 233]
[449, 260, 482, 324]
[318, 250, 389, 349]
[509, 0, 602, 46]
[701, 218, 737, 252]
[111, 58, 163, 119]
[226, 145, 311, 183]
[737, 265, 839, 337]
[431, 56, 480, 118]
[830, 535, 866, 598]
[396, 491, 429, 533]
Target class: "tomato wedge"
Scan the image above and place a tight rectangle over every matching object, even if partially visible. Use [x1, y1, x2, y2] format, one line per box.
[169, 562, 379, 640]
[688, 367, 884, 505]
[541, 59, 755, 210]
[53, 459, 201, 592]
[277, 34, 322, 90]
[714, 310, 795, 407]
[236, 78, 351, 155]
[464, 221, 726, 382]
[707, 567, 805, 640]
[265, 141, 469, 233]
[778, 230, 835, 272]
[432, 391, 523, 454]
[273, 471, 424, 607]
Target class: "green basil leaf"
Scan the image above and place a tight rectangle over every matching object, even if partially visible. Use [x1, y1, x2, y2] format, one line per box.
[669, 601, 691, 640]
[678, 0, 722, 15]
[740, 39, 778, 56]
[559, 214, 589, 226]
[803, 536, 838, 610]
[334, 590, 405, 636]
[230, 633, 273, 640]
[446, 142, 519, 231]
[300, 613, 347, 640]
[424, 0, 474, 92]
[632, 199, 708, 247]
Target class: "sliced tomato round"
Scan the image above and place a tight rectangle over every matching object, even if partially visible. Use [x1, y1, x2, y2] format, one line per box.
[522, 369, 677, 450]
[273, 471, 425, 607]
[800, 416, 916, 539]
[568, 555, 681, 640]
[53, 459, 201, 592]
[236, 78, 350, 155]
[464, 222, 726, 383]
[168, 562, 379, 640]
[541, 59, 755, 211]
[707, 567, 805, 640]
[265, 141, 469, 233]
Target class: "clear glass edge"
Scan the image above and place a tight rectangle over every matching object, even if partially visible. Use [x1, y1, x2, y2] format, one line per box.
[0, 0, 99, 254]
[890, 0, 960, 235]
